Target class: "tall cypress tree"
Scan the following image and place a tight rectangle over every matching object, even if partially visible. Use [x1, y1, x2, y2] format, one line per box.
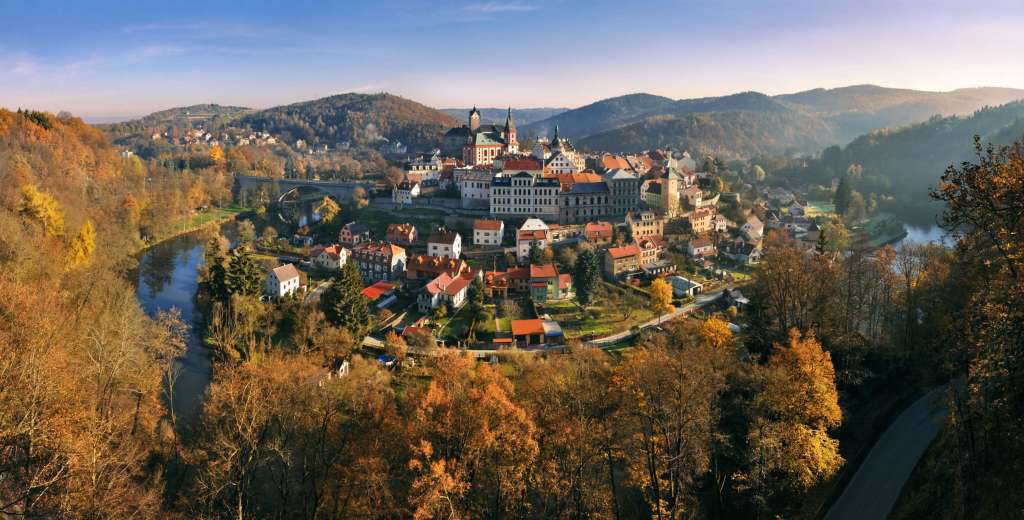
[225, 248, 263, 297]
[574, 248, 600, 308]
[833, 175, 853, 216]
[320, 261, 372, 338]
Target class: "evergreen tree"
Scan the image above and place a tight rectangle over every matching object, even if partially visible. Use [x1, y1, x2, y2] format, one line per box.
[320, 261, 371, 338]
[528, 243, 544, 265]
[467, 277, 485, 314]
[225, 248, 263, 297]
[574, 248, 600, 308]
[833, 175, 852, 216]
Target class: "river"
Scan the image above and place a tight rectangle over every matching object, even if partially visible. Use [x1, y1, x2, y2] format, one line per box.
[135, 231, 212, 424]
[898, 224, 951, 247]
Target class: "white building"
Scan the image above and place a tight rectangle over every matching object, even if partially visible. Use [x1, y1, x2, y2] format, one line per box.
[668, 275, 703, 298]
[392, 181, 420, 205]
[417, 272, 472, 313]
[473, 219, 505, 246]
[427, 229, 462, 259]
[459, 171, 491, 209]
[489, 171, 560, 221]
[516, 218, 550, 262]
[266, 264, 301, 299]
[311, 244, 349, 271]
[742, 215, 765, 243]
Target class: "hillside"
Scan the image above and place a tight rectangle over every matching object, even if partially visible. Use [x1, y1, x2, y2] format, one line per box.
[578, 110, 834, 159]
[786, 100, 1024, 223]
[103, 104, 250, 135]
[440, 107, 567, 126]
[525, 85, 1024, 156]
[234, 92, 458, 151]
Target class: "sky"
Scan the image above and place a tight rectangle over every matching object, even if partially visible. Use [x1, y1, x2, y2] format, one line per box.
[2, 0, 1023, 120]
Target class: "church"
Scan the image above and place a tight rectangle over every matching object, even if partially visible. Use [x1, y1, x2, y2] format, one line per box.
[442, 107, 519, 166]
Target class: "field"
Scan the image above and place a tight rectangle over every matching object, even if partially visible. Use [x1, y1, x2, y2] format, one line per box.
[805, 200, 835, 217]
[538, 297, 656, 340]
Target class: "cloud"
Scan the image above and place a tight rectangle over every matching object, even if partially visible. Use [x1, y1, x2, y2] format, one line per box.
[462, 1, 537, 13]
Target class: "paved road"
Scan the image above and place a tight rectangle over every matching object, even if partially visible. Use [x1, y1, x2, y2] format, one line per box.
[304, 280, 331, 304]
[585, 289, 723, 347]
[824, 386, 949, 520]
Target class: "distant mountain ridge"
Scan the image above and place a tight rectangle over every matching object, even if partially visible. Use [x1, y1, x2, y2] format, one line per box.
[440, 107, 568, 126]
[526, 85, 1024, 157]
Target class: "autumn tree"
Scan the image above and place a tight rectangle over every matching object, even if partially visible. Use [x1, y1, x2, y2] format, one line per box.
[209, 143, 225, 167]
[385, 166, 405, 188]
[407, 351, 539, 519]
[66, 219, 96, 269]
[650, 278, 675, 314]
[18, 184, 65, 237]
[739, 330, 843, 508]
[315, 195, 341, 224]
[699, 315, 734, 349]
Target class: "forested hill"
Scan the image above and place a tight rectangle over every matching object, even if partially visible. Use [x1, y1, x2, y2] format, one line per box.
[526, 85, 1024, 156]
[578, 110, 833, 159]
[104, 104, 251, 135]
[784, 101, 1024, 222]
[234, 93, 459, 150]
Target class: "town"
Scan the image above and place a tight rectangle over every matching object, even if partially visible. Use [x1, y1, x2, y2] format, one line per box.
[240, 106, 838, 356]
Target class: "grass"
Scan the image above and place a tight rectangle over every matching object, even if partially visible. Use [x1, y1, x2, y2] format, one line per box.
[358, 207, 447, 240]
[184, 206, 245, 228]
[539, 298, 656, 340]
[439, 305, 474, 340]
[806, 199, 836, 217]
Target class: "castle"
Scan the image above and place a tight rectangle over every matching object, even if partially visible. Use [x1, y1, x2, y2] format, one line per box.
[442, 107, 519, 166]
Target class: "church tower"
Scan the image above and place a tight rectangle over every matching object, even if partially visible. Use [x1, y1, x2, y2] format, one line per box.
[504, 107, 518, 154]
[469, 106, 481, 132]
[550, 124, 562, 150]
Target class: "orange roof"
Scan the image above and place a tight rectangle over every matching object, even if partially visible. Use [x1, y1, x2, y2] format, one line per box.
[361, 281, 396, 300]
[502, 157, 543, 171]
[518, 229, 547, 241]
[559, 273, 572, 289]
[552, 172, 603, 187]
[529, 263, 558, 279]
[585, 221, 614, 239]
[608, 244, 641, 259]
[511, 319, 545, 336]
[424, 272, 472, 297]
[600, 154, 632, 170]
[474, 219, 503, 231]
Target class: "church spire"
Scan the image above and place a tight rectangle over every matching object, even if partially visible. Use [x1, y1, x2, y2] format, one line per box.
[504, 106, 516, 133]
[551, 124, 561, 149]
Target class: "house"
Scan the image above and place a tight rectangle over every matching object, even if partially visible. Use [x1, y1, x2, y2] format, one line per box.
[668, 275, 703, 298]
[265, 264, 301, 299]
[688, 208, 715, 235]
[725, 288, 750, 308]
[687, 237, 716, 258]
[721, 241, 762, 265]
[741, 216, 764, 243]
[712, 214, 733, 233]
[516, 218, 550, 262]
[386, 223, 418, 246]
[490, 171, 561, 221]
[427, 229, 462, 259]
[527, 263, 573, 302]
[361, 281, 397, 309]
[339, 222, 371, 246]
[626, 210, 666, 240]
[392, 181, 420, 205]
[405, 254, 472, 280]
[473, 219, 504, 246]
[636, 237, 665, 267]
[602, 168, 641, 216]
[511, 318, 563, 348]
[459, 171, 492, 209]
[789, 200, 807, 217]
[311, 244, 348, 271]
[417, 272, 472, 313]
[584, 221, 614, 245]
[351, 241, 406, 282]
[604, 244, 641, 278]
[682, 185, 703, 208]
[483, 267, 531, 299]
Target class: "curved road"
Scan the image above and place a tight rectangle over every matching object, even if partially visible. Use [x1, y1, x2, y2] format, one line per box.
[824, 385, 949, 520]
[585, 289, 723, 347]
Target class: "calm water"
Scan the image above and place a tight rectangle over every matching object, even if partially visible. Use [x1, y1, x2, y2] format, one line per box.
[898, 224, 951, 247]
[135, 232, 210, 424]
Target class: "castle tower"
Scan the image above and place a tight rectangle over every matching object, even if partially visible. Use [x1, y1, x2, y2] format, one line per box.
[664, 167, 683, 217]
[469, 106, 481, 132]
[550, 124, 562, 150]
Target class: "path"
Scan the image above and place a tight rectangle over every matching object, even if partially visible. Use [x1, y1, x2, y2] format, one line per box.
[824, 386, 949, 520]
[585, 289, 723, 347]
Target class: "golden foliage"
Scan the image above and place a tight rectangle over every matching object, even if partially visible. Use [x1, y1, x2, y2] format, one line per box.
[699, 315, 734, 349]
[18, 183, 65, 237]
[66, 219, 96, 269]
[649, 277, 675, 314]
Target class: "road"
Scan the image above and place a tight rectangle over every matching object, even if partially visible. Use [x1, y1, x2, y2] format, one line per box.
[585, 289, 723, 347]
[824, 386, 949, 520]
[304, 280, 331, 304]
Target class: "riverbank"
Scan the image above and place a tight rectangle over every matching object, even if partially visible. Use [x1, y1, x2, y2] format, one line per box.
[136, 205, 245, 253]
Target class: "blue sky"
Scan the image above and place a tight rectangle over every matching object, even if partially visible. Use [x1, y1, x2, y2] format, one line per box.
[2, 0, 1023, 118]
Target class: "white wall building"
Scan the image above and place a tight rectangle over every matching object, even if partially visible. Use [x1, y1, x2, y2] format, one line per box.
[266, 264, 301, 299]
[516, 218, 550, 262]
[392, 181, 420, 205]
[473, 219, 505, 246]
[489, 171, 560, 221]
[427, 229, 462, 259]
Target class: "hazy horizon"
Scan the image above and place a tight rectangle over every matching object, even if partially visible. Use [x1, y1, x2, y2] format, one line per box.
[3, 0, 1024, 119]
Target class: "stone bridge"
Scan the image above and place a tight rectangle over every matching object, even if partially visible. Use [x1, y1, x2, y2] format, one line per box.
[234, 175, 378, 202]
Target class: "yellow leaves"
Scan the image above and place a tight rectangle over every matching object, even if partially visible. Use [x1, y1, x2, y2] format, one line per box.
[186, 183, 206, 209]
[699, 316, 733, 349]
[18, 183, 65, 237]
[650, 277, 674, 314]
[209, 144, 225, 165]
[315, 196, 341, 223]
[66, 220, 96, 270]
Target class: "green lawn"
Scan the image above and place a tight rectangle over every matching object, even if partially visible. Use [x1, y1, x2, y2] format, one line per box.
[805, 199, 835, 217]
[184, 206, 245, 228]
[539, 298, 655, 340]
[439, 305, 474, 340]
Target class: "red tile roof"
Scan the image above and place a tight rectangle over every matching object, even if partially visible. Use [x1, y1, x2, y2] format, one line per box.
[529, 263, 558, 279]
[424, 272, 471, 297]
[608, 244, 641, 259]
[474, 219, 503, 231]
[428, 230, 460, 245]
[511, 319, 545, 336]
[585, 221, 614, 239]
[502, 157, 542, 171]
[361, 281, 396, 300]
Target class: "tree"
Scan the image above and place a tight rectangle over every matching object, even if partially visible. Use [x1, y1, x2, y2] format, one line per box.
[650, 278, 675, 314]
[740, 330, 843, 500]
[385, 166, 405, 188]
[315, 196, 341, 224]
[260, 226, 278, 244]
[819, 220, 850, 257]
[18, 184, 65, 237]
[752, 164, 766, 182]
[844, 191, 867, 223]
[225, 249, 263, 297]
[383, 331, 408, 367]
[204, 236, 230, 302]
[209, 144, 225, 167]
[235, 219, 256, 246]
[528, 243, 544, 265]
[573, 249, 600, 308]
[699, 316, 733, 349]
[66, 220, 96, 269]
[351, 187, 368, 212]
[319, 261, 371, 338]
[467, 277, 485, 314]
[833, 175, 852, 216]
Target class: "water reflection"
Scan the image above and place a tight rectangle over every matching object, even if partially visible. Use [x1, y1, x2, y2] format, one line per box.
[900, 225, 951, 247]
